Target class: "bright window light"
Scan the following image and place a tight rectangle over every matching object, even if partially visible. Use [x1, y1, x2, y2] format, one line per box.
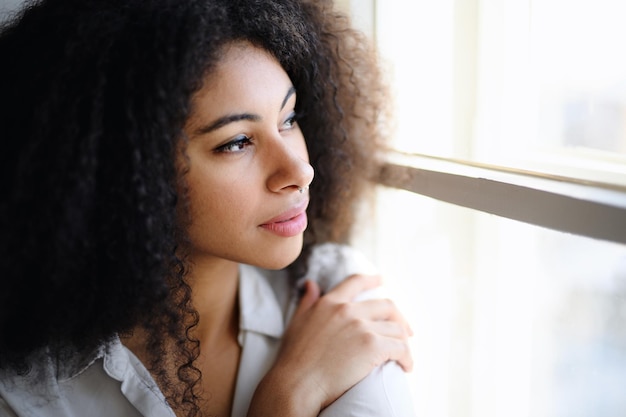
[357, 1, 626, 417]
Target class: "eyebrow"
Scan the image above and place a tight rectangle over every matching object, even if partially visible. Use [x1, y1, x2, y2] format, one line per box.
[195, 86, 297, 136]
[280, 86, 296, 111]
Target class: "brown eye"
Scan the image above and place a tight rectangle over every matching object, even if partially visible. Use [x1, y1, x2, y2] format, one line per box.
[281, 111, 298, 131]
[215, 135, 252, 153]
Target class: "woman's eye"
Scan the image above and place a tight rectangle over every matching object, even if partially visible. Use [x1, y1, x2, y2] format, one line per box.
[281, 111, 298, 131]
[215, 135, 252, 153]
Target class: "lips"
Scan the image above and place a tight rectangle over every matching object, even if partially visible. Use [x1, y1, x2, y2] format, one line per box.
[260, 200, 309, 237]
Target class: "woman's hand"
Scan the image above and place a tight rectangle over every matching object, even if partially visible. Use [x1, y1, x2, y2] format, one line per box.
[247, 274, 413, 417]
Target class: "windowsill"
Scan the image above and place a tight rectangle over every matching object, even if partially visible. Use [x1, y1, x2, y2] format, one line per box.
[376, 152, 626, 245]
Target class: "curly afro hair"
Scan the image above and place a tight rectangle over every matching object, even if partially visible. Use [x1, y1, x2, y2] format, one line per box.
[0, 0, 389, 414]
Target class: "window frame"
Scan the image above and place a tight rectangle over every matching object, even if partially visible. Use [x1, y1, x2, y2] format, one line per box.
[377, 152, 626, 245]
[344, 0, 626, 246]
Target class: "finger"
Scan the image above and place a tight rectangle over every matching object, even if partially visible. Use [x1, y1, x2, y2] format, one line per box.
[295, 280, 321, 315]
[381, 337, 414, 373]
[368, 320, 411, 340]
[324, 274, 382, 302]
[397, 348, 414, 373]
[349, 299, 414, 336]
[350, 298, 399, 321]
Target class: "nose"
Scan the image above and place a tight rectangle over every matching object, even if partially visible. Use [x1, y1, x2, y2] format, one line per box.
[265, 136, 314, 194]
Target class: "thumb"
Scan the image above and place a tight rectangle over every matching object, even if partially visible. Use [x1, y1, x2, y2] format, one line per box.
[295, 280, 321, 315]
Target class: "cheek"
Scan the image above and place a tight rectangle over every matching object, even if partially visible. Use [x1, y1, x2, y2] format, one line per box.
[184, 166, 256, 236]
[187, 175, 230, 225]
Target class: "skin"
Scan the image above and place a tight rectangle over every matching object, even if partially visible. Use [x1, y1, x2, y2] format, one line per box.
[154, 41, 413, 416]
[182, 42, 314, 272]
[181, 41, 313, 416]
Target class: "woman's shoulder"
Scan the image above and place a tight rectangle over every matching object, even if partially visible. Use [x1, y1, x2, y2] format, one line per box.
[0, 343, 99, 387]
[0, 339, 169, 417]
[0, 345, 102, 416]
[304, 245, 418, 417]
[301, 243, 378, 295]
[238, 243, 379, 324]
[320, 362, 417, 417]
[241, 243, 376, 292]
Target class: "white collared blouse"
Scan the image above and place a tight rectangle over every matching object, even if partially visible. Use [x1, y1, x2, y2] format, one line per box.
[0, 244, 416, 417]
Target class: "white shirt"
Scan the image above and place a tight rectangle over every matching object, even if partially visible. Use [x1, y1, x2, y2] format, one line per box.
[0, 244, 416, 417]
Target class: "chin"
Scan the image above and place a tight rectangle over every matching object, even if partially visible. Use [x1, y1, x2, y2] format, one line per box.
[254, 237, 304, 270]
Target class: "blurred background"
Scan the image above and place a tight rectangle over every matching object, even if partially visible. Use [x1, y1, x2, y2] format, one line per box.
[337, 1, 626, 416]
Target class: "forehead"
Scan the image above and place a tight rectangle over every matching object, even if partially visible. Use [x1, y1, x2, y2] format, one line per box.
[198, 41, 291, 99]
[183, 41, 295, 135]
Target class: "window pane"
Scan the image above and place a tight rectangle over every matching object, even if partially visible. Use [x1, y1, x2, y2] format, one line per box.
[366, 186, 626, 417]
[376, 0, 456, 157]
[473, 0, 626, 185]
[532, 0, 626, 155]
[375, 0, 626, 186]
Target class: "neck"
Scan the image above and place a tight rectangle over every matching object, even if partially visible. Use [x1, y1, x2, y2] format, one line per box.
[187, 256, 240, 345]
[187, 256, 243, 417]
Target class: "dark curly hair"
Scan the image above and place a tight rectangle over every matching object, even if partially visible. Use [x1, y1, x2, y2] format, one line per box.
[0, 0, 388, 414]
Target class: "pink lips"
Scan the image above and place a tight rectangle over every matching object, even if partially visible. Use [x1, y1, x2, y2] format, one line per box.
[260, 200, 309, 237]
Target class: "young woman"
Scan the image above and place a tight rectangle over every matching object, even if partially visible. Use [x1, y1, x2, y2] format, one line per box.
[0, 0, 416, 416]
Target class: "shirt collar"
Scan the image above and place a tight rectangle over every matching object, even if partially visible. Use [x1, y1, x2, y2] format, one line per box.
[103, 264, 293, 377]
[237, 264, 288, 341]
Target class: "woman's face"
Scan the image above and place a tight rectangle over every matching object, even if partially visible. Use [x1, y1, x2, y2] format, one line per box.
[180, 42, 314, 270]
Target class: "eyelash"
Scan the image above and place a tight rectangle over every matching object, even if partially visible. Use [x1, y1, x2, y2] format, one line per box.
[214, 112, 300, 154]
[281, 111, 299, 131]
[215, 134, 252, 154]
